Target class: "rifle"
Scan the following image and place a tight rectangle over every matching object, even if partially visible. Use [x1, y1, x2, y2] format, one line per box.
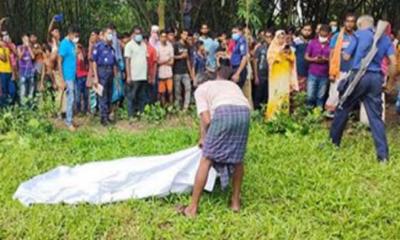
[337, 20, 389, 110]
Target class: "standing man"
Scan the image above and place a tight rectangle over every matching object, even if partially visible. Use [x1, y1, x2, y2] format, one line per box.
[157, 31, 174, 105]
[293, 23, 313, 91]
[173, 29, 193, 110]
[58, 25, 80, 131]
[124, 26, 149, 118]
[326, 13, 357, 117]
[17, 33, 35, 103]
[330, 16, 397, 163]
[305, 24, 331, 109]
[144, 34, 157, 103]
[0, 33, 13, 107]
[252, 30, 272, 110]
[199, 24, 219, 76]
[92, 27, 117, 126]
[231, 25, 249, 88]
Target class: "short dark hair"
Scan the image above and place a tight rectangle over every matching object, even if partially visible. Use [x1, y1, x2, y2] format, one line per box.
[143, 33, 150, 40]
[92, 29, 100, 35]
[68, 25, 80, 34]
[344, 12, 357, 21]
[319, 24, 331, 33]
[195, 40, 204, 49]
[131, 26, 142, 34]
[302, 23, 313, 29]
[160, 30, 167, 35]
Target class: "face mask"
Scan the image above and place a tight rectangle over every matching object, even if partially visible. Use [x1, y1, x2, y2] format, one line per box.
[319, 36, 328, 43]
[232, 33, 240, 41]
[106, 33, 113, 42]
[72, 37, 79, 44]
[331, 26, 338, 33]
[134, 34, 143, 43]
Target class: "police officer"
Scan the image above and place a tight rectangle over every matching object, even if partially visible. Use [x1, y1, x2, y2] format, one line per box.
[330, 15, 397, 163]
[92, 27, 117, 126]
[230, 25, 249, 88]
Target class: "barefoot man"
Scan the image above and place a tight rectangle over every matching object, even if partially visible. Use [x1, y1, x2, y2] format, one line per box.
[178, 67, 251, 217]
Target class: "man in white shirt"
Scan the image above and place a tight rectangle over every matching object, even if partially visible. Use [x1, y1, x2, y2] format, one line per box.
[124, 26, 149, 118]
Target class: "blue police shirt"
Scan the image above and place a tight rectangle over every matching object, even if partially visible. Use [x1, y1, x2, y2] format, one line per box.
[330, 32, 356, 72]
[199, 36, 219, 71]
[58, 38, 76, 81]
[92, 41, 116, 67]
[345, 28, 395, 72]
[231, 36, 248, 67]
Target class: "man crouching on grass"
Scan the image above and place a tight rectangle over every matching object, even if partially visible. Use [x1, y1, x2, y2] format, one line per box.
[177, 66, 251, 218]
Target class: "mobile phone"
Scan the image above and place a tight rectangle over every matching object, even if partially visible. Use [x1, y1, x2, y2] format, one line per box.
[54, 14, 64, 23]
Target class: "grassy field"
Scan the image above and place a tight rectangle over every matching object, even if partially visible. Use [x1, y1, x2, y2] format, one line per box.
[1, 111, 400, 239]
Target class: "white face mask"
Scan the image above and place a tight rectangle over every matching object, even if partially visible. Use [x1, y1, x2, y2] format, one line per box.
[319, 36, 328, 43]
[72, 37, 79, 44]
[106, 33, 113, 42]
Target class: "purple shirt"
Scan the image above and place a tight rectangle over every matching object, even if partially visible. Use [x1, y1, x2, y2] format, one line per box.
[18, 45, 34, 77]
[306, 39, 330, 77]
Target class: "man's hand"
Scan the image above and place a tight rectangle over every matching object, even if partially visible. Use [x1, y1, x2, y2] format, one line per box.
[254, 76, 260, 86]
[231, 73, 240, 83]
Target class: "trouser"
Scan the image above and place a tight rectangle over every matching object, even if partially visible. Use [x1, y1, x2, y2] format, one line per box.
[252, 75, 268, 110]
[125, 80, 149, 117]
[54, 71, 67, 113]
[0, 72, 16, 106]
[98, 67, 114, 121]
[20, 74, 35, 103]
[75, 76, 89, 113]
[330, 72, 388, 159]
[307, 74, 328, 108]
[64, 80, 75, 127]
[174, 73, 191, 109]
[232, 65, 247, 88]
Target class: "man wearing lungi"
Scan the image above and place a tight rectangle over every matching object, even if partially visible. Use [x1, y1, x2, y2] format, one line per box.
[177, 67, 251, 217]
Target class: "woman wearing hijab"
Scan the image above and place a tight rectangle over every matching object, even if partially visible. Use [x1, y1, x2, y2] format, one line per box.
[265, 30, 298, 119]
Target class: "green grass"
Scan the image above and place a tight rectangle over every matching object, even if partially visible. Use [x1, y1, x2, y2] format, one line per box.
[1, 117, 400, 239]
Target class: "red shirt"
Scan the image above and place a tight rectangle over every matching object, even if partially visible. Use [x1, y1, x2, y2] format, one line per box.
[76, 54, 88, 78]
[147, 43, 157, 82]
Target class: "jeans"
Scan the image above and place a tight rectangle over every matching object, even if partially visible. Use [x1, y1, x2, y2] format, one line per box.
[64, 80, 75, 127]
[0, 73, 16, 106]
[307, 74, 328, 108]
[20, 74, 35, 103]
[330, 72, 388, 159]
[98, 67, 114, 121]
[125, 80, 150, 117]
[174, 73, 191, 109]
[74, 77, 89, 113]
[396, 85, 400, 114]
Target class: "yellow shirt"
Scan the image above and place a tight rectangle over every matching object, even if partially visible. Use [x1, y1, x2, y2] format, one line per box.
[0, 47, 12, 73]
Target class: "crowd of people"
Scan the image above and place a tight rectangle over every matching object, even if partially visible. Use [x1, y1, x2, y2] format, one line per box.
[1, 13, 399, 216]
[0, 14, 399, 131]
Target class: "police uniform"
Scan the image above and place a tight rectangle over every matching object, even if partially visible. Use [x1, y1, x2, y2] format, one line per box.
[330, 28, 395, 161]
[92, 41, 116, 122]
[231, 36, 248, 88]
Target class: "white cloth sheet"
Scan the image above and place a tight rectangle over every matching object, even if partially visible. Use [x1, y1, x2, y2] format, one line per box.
[13, 147, 217, 206]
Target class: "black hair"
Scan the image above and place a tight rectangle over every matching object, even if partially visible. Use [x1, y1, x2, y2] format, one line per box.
[344, 12, 357, 21]
[68, 25, 80, 34]
[319, 24, 331, 33]
[265, 27, 275, 35]
[108, 23, 117, 30]
[195, 40, 204, 49]
[160, 30, 167, 35]
[131, 26, 142, 34]
[302, 23, 313, 28]
[143, 33, 150, 40]
[92, 29, 100, 35]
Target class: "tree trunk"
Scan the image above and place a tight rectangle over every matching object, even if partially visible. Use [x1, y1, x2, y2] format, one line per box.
[158, 0, 166, 29]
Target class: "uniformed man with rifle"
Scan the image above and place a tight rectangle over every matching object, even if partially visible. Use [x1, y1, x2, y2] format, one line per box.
[330, 15, 397, 163]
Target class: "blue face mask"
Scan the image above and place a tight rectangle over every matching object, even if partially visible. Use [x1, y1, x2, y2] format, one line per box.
[232, 33, 240, 41]
[134, 34, 143, 43]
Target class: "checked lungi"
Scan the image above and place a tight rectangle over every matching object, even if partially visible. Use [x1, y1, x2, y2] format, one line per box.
[203, 105, 250, 189]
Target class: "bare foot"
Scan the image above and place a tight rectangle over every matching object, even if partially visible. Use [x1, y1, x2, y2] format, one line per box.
[230, 199, 241, 213]
[176, 205, 197, 218]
